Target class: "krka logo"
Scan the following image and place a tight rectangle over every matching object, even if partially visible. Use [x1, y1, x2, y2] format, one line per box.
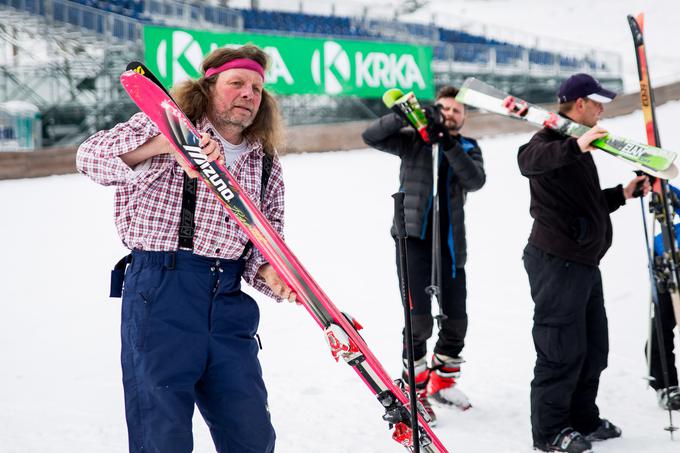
[311, 41, 352, 95]
[156, 31, 204, 83]
[312, 40, 427, 95]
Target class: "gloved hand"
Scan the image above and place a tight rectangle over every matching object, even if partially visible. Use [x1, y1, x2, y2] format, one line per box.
[424, 104, 456, 149]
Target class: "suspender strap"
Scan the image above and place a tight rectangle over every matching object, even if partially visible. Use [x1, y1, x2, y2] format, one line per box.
[239, 153, 274, 259]
[178, 173, 198, 249]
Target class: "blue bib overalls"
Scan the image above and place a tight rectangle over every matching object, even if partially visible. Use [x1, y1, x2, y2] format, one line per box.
[119, 249, 275, 453]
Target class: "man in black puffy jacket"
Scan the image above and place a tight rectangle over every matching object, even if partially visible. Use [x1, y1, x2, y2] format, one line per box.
[519, 73, 650, 453]
[362, 86, 485, 421]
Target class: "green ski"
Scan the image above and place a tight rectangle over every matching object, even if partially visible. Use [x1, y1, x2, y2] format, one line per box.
[456, 77, 678, 179]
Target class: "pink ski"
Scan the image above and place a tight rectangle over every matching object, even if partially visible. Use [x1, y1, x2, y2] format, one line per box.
[120, 68, 449, 453]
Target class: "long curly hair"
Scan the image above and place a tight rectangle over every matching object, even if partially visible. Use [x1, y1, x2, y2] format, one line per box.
[172, 45, 284, 156]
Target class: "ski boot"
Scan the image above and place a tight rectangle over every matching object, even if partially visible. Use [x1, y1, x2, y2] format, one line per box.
[427, 353, 471, 410]
[534, 428, 593, 453]
[584, 418, 622, 442]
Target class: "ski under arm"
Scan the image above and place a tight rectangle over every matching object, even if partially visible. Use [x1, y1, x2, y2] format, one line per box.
[518, 132, 583, 176]
[362, 112, 416, 157]
[443, 140, 486, 192]
[76, 112, 171, 186]
[602, 185, 625, 213]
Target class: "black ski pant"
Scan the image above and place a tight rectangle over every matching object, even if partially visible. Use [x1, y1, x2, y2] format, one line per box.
[646, 289, 678, 390]
[395, 236, 467, 362]
[523, 244, 608, 445]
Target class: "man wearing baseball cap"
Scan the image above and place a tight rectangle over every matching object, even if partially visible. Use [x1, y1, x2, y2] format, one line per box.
[517, 73, 650, 453]
[557, 73, 617, 104]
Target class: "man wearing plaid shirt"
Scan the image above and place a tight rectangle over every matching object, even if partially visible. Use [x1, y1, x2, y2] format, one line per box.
[77, 45, 291, 453]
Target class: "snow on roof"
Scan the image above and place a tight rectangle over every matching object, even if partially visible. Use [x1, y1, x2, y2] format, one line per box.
[0, 100, 40, 115]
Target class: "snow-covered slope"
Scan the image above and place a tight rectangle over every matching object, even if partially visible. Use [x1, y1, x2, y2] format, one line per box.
[1, 100, 679, 452]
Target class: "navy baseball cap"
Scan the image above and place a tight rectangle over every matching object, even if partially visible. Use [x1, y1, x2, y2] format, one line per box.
[557, 73, 617, 104]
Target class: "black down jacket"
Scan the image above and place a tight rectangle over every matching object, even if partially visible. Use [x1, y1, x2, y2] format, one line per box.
[362, 112, 485, 268]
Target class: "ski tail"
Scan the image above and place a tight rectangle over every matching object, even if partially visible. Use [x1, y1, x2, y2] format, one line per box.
[382, 88, 431, 143]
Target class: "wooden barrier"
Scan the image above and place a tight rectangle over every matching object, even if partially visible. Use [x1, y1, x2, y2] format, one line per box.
[0, 146, 77, 180]
[2, 81, 680, 180]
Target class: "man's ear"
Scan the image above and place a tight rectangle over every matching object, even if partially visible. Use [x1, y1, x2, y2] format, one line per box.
[575, 97, 585, 111]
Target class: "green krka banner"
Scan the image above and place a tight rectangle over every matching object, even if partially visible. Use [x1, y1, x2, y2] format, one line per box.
[143, 26, 434, 99]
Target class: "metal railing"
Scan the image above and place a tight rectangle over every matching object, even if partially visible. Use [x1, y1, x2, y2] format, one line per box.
[0, 0, 143, 42]
[146, 0, 243, 29]
[0, 0, 625, 136]
[1, 0, 245, 40]
[432, 43, 621, 80]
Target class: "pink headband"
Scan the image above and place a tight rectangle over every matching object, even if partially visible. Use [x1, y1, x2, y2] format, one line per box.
[205, 58, 265, 79]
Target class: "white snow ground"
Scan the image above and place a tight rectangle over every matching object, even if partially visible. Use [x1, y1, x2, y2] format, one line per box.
[1, 0, 680, 451]
[2, 100, 680, 452]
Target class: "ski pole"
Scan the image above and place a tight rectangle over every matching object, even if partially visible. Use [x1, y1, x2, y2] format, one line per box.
[645, 212, 656, 385]
[633, 173, 656, 386]
[393, 192, 420, 453]
[425, 142, 447, 328]
[382, 89, 447, 327]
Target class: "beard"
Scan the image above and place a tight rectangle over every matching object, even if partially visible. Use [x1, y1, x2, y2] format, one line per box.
[445, 117, 464, 134]
[213, 105, 256, 130]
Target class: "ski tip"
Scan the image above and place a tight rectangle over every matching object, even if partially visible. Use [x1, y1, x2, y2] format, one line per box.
[125, 60, 146, 70]
[627, 12, 645, 41]
[459, 77, 478, 88]
[126, 61, 147, 75]
[382, 88, 405, 108]
[455, 78, 481, 102]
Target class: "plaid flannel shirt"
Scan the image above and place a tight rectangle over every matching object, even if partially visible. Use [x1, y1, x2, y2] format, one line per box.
[77, 112, 285, 301]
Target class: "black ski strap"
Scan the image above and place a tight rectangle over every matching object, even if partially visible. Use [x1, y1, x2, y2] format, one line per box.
[178, 173, 198, 249]
[239, 153, 274, 259]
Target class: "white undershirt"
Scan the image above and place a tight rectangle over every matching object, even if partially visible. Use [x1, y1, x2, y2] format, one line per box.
[213, 129, 249, 168]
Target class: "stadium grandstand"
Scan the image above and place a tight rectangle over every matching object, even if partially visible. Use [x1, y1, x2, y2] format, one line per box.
[0, 0, 622, 149]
